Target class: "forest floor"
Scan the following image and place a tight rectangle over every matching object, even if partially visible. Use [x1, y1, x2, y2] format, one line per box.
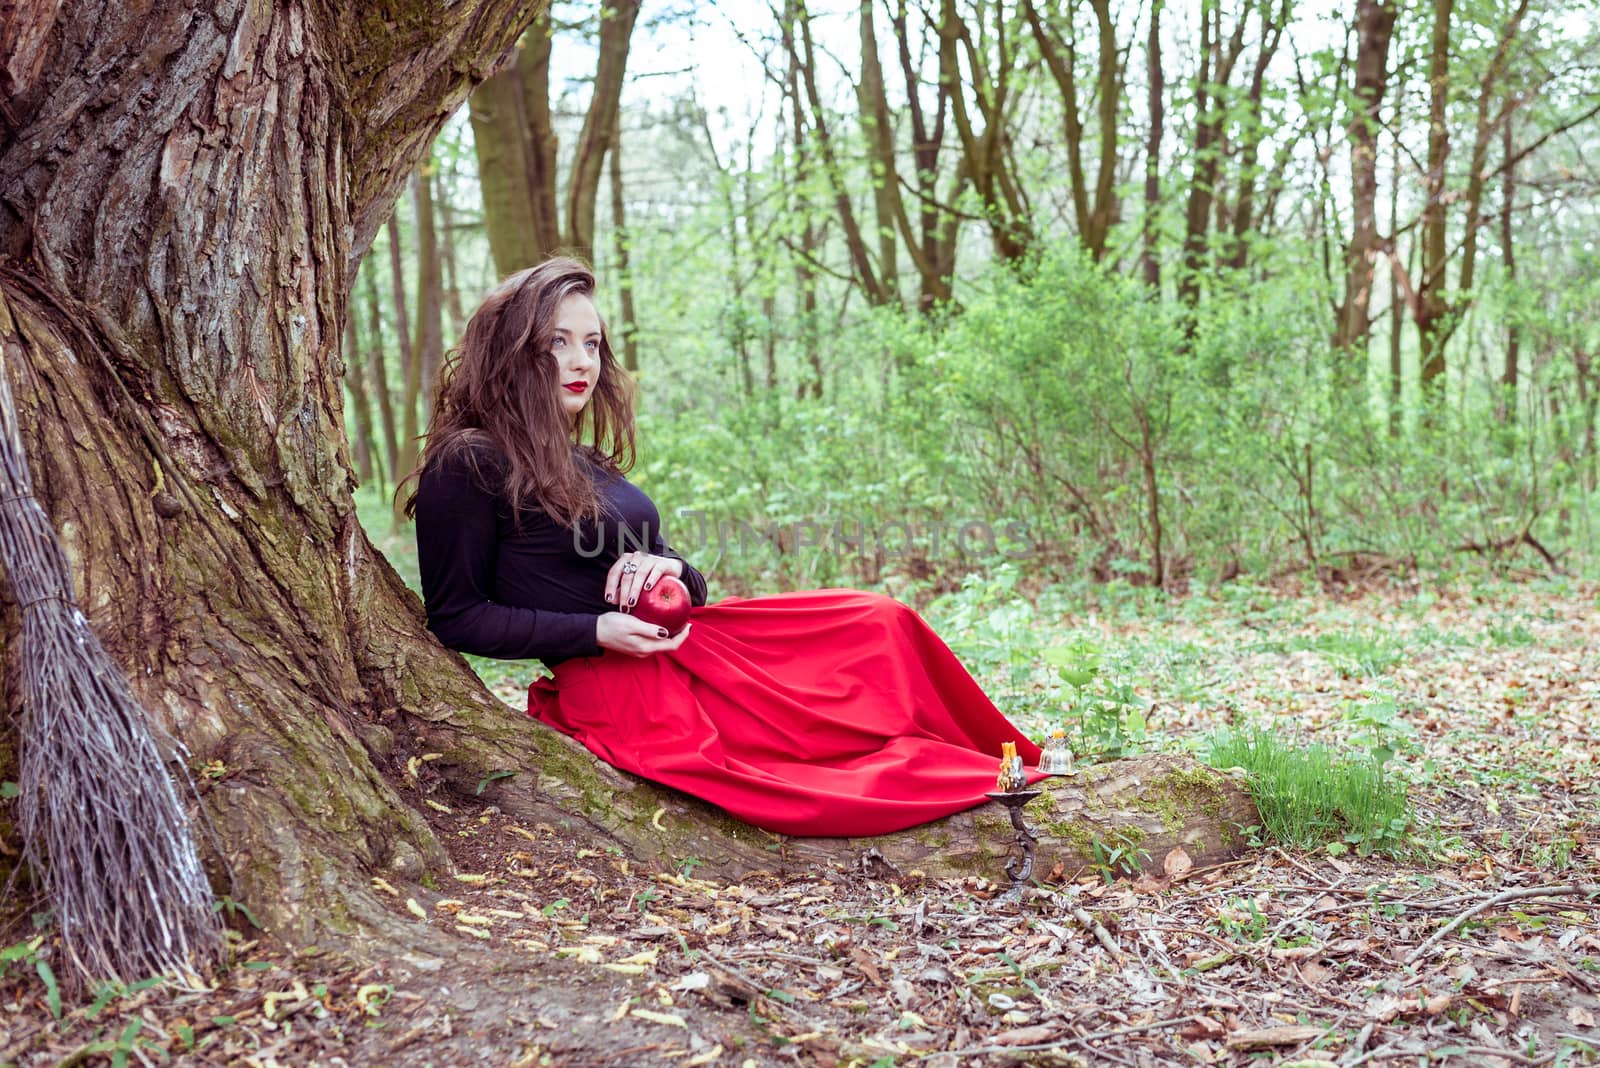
[3, 573, 1599, 1067]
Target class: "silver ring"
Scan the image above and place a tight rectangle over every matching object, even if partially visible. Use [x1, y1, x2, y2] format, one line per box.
[622, 562, 639, 574]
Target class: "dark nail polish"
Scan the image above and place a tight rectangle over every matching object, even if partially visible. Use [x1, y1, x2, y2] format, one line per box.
[657, 628, 668, 638]
[628, 597, 636, 606]
[605, 593, 613, 602]
[645, 582, 654, 591]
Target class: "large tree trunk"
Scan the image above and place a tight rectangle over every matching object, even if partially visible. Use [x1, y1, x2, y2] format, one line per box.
[0, 0, 552, 947]
[0, 0, 1255, 961]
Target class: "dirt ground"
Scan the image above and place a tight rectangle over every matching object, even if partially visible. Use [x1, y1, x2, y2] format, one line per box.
[3, 576, 1598, 1066]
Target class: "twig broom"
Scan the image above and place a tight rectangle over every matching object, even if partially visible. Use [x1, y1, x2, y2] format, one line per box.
[0, 325, 222, 987]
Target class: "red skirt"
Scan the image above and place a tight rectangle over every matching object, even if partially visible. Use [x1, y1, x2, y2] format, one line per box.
[526, 589, 1043, 837]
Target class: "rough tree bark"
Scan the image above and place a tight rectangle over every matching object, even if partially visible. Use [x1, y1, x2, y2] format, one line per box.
[0, 0, 1253, 956]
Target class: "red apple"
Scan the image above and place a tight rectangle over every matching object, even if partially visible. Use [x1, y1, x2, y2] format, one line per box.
[632, 574, 692, 636]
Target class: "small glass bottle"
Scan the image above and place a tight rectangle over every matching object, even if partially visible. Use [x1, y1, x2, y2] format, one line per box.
[1038, 728, 1075, 776]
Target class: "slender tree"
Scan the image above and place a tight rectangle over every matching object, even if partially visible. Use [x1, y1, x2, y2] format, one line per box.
[1142, 0, 1165, 289]
[1333, 0, 1399, 358]
[784, 0, 824, 397]
[1023, 0, 1123, 262]
[565, 0, 643, 262]
[344, 304, 379, 489]
[608, 109, 639, 372]
[1500, 115, 1519, 419]
[857, 0, 902, 296]
[387, 211, 421, 520]
[1178, 2, 1250, 311]
[890, 0, 960, 311]
[1416, 0, 1454, 391]
[363, 263, 401, 483]
[938, 0, 1033, 262]
[789, 0, 893, 306]
[412, 163, 445, 424]
[468, 4, 641, 273]
[433, 151, 469, 335]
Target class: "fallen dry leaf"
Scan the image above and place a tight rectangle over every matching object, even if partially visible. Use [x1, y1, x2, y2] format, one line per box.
[1163, 845, 1193, 878]
[992, 1024, 1060, 1045]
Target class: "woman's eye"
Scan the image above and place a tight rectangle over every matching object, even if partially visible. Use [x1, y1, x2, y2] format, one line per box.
[585, 340, 600, 352]
[551, 336, 567, 350]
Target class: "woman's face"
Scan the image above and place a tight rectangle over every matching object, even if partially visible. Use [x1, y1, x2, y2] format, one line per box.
[551, 292, 603, 419]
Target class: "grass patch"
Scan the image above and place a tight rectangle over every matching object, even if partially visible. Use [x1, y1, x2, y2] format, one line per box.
[1245, 626, 1407, 678]
[1205, 729, 1414, 857]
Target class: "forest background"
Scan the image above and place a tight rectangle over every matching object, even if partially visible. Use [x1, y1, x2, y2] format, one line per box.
[3, 1, 1600, 1062]
[347, 0, 1600, 632]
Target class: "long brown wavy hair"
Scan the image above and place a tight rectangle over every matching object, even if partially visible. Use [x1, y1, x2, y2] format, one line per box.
[400, 256, 636, 527]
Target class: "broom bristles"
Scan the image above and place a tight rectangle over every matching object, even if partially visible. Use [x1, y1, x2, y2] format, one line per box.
[0, 351, 223, 988]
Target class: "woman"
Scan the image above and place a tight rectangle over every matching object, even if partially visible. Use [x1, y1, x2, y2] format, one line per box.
[408, 257, 1040, 838]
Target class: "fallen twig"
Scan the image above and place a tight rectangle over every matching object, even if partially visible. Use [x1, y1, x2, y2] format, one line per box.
[1405, 883, 1592, 965]
[1064, 894, 1125, 963]
[935, 1014, 1208, 1060]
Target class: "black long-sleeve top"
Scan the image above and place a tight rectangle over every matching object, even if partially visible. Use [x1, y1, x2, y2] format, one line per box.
[414, 442, 709, 664]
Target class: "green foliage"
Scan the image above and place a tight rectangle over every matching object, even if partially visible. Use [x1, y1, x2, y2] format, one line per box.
[1, 936, 61, 1020]
[1206, 728, 1414, 857]
[1039, 639, 1149, 761]
[1247, 627, 1408, 679]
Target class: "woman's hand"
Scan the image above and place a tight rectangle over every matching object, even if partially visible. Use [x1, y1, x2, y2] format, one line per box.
[596, 611, 691, 657]
[605, 551, 685, 611]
